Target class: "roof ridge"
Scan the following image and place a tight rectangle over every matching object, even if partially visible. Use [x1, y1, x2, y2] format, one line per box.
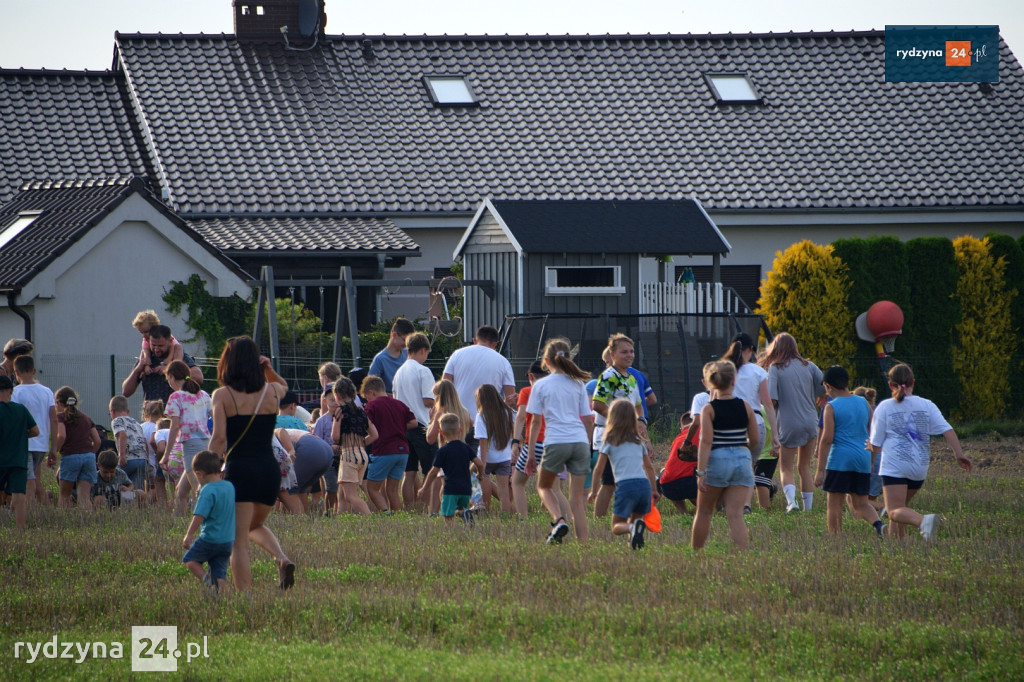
[19, 176, 139, 192]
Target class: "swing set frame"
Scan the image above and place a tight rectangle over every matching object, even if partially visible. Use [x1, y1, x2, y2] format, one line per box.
[249, 265, 495, 370]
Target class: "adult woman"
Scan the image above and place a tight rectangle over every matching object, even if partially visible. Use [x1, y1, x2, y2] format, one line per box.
[760, 333, 824, 513]
[209, 337, 294, 591]
[722, 332, 780, 511]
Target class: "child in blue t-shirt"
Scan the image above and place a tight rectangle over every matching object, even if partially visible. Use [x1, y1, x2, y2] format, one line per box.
[418, 413, 483, 526]
[814, 366, 883, 536]
[182, 450, 236, 592]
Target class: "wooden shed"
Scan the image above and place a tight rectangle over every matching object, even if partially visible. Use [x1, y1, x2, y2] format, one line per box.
[453, 198, 731, 337]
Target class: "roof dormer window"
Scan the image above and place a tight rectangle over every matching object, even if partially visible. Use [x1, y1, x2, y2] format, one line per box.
[0, 212, 41, 251]
[705, 73, 761, 103]
[424, 75, 477, 106]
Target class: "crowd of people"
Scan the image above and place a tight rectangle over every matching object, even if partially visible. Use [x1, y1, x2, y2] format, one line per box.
[0, 310, 974, 592]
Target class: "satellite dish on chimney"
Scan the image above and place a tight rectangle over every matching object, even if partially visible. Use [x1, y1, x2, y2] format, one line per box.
[298, 0, 320, 38]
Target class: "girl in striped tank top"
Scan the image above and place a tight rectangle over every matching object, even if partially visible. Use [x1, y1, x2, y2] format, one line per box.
[691, 360, 758, 550]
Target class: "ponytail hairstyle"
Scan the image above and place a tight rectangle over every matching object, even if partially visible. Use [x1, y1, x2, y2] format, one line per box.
[475, 384, 514, 450]
[541, 338, 590, 382]
[165, 360, 201, 395]
[527, 360, 548, 379]
[853, 386, 877, 407]
[703, 360, 737, 392]
[887, 363, 915, 402]
[723, 332, 756, 370]
[142, 399, 165, 422]
[55, 385, 80, 426]
[332, 377, 358, 404]
[603, 398, 641, 446]
[759, 332, 808, 369]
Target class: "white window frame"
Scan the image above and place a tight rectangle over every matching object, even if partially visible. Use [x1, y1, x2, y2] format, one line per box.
[704, 73, 761, 103]
[423, 75, 477, 106]
[0, 212, 41, 252]
[544, 265, 626, 295]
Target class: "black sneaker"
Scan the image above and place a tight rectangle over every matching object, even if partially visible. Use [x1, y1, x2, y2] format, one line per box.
[743, 505, 752, 515]
[462, 509, 475, 526]
[546, 517, 569, 544]
[630, 518, 646, 550]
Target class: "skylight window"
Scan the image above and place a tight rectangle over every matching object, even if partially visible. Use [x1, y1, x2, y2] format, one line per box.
[423, 76, 477, 106]
[705, 73, 761, 103]
[0, 212, 41, 251]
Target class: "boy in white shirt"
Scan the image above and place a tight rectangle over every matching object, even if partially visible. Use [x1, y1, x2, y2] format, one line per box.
[392, 332, 437, 509]
[12, 356, 56, 506]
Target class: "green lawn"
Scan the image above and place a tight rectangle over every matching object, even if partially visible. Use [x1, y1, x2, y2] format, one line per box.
[2, 438, 1022, 680]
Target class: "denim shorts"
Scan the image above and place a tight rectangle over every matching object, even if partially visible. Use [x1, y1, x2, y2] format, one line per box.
[705, 446, 755, 488]
[612, 477, 651, 518]
[122, 458, 148, 491]
[182, 538, 233, 580]
[59, 452, 98, 484]
[181, 438, 209, 473]
[367, 454, 408, 481]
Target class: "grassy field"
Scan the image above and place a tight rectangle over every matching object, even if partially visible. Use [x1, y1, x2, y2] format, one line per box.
[2, 436, 1022, 681]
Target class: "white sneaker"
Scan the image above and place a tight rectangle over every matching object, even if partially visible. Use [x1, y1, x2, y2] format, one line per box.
[546, 518, 569, 544]
[786, 502, 800, 514]
[920, 514, 939, 541]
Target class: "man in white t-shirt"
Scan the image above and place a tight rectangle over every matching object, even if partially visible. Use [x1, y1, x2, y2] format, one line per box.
[12, 355, 56, 506]
[393, 332, 437, 507]
[442, 325, 516, 449]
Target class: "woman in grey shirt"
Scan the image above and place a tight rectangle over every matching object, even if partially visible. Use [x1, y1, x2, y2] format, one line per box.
[762, 333, 824, 514]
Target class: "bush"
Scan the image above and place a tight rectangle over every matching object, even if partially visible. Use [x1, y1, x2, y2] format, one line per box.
[984, 233, 1024, 410]
[757, 240, 856, 369]
[951, 236, 1012, 420]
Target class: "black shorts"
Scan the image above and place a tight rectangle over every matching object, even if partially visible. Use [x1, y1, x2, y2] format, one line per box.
[823, 470, 871, 495]
[601, 461, 616, 486]
[658, 475, 697, 502]
[753, 458, 778, 489]
[881, 475, 924, 490]
[405, 425, 438, 475]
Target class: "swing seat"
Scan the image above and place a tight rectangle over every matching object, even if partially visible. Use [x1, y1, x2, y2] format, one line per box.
[432, 316, 463, 337]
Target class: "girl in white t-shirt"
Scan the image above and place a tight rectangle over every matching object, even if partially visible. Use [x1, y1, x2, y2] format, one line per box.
[526, 338, 595, 544]
[140, 400, 167, 505]
[475, 384, 515, 513]
[868, 363, 972, 541]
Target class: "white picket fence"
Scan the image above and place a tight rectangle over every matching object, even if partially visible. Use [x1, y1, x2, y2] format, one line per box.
[639, 282, 748, 315]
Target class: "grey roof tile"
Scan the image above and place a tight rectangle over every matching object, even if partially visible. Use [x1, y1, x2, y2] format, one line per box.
[187, 216, 418, 254]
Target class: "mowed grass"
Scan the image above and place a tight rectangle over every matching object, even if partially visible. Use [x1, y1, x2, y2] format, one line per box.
[2, 437, 1023, 681]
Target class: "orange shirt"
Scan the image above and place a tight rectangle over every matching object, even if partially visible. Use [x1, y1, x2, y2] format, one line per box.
[517, 386, 546, 443]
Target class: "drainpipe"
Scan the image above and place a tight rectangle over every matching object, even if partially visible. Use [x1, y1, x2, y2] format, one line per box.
[6, 291, 31, 341]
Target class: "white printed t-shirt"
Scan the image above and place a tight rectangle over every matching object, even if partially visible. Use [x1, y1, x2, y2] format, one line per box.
[869, 395, 952, 481]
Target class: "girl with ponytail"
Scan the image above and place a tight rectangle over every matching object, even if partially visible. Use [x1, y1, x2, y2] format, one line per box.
[164, 360, 212, 513]
[55, 385, 101, 509]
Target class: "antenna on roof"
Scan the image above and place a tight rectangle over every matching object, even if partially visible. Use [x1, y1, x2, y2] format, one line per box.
[298, 0, 320, 38]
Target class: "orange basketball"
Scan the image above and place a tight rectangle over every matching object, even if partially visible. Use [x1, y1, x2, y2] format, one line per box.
[866, 300, 904, 338]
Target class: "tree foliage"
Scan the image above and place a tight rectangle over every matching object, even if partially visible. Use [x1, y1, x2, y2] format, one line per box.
[951, 236, 1012, 420]
[162, 275, 253, 357]
[983, 233, 1024, 410]
[757, 240, 856, 369]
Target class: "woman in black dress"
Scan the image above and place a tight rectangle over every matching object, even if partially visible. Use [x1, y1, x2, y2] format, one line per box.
[209, 337, 294, 591]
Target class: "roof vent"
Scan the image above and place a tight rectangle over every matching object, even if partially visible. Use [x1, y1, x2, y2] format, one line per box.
[233, 0, 326, 43]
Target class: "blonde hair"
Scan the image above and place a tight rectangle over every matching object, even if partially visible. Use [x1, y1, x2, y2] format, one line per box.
[541, 338, 589, 382]
[853, 386, 877, 406]
[132, 310, 160, 331]
[439, 412, 462, 437]
[603, 398, 641, 447]
[703, 360, 736, 392]
[142, 399, 164, 421]
[360, 375, 386, 398]
[109, 395, 130, 414]
[607, 333, 634, 356]
[432, 380, 471, 439]
[318, 362, 342, 382]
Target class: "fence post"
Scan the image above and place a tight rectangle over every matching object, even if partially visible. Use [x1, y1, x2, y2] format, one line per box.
[110, 354, 116, 398]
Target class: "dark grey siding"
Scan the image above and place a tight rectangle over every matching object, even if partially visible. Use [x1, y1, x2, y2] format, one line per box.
[525, 253, 638, 316]
[464, 250, 519, 339]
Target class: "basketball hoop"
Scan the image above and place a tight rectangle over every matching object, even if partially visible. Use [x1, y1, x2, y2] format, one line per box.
[877, 333, 899, 356]
[855, 300, 904, 377]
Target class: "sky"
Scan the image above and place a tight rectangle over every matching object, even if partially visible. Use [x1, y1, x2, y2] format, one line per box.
[0, 0, 1022, 71]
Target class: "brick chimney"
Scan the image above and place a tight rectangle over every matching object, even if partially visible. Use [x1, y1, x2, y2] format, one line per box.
[233, 0, 326, 42]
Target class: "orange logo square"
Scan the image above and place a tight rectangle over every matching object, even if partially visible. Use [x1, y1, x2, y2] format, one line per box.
[946, 41, 972, 66]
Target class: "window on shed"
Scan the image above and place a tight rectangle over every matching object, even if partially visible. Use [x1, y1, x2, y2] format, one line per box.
[0, 212, 41, 251]
[705, 73, 761, 102]
[545, 266, 625, 295]
[423, 76, 477, 106]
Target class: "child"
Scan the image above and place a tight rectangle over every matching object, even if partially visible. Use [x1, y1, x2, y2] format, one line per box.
[164, 360, 212, 513]
[368, 317, 415, 395]
[512, 362, 571, 520]
[691, 361, 758, 550]
[317, 362, 342, 415]
[753, 413, 779, 510]
[313, 383, 342, 513]
[271, 428, 303, 514]
[813, 366, 883, 535]
[362, 375, 417, 512]
[276, 391, 309, 431]
[331, 378, 377, 515]
[393, 332, 437, 510]
[658, 412, 699, 515]
[592, 399, 660, 549]
[141, 400, 168, 505]
[853, 386, 884, 514]
[869, 363, 972, 541]
[133, 310, 183, 373]
[526, 338, 595, 544]
[591, 334, 647, 518]
[0, 374, 39, 530]
[53, 386, 101, 510]
[425, 379, 473, 516]
[109, 394, 149, 493]
[419, 413, 484, 526]
[92, 449, 135, 509]
[475, 384, 515, 513]
[12, 355, 56, 507]
[182, 450, 236, 593]
[154, 417, 185, 490]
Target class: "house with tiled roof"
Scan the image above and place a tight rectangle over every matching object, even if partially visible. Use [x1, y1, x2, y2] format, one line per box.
[2, 0, 1023, 337]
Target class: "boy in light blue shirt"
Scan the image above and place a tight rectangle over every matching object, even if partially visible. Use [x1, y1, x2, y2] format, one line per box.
[182, 450, 235, 592]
